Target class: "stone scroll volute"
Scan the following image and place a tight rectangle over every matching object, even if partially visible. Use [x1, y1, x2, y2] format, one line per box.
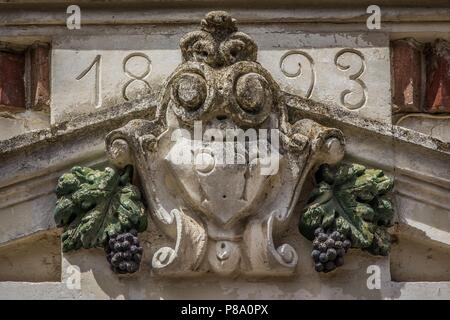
[105, 11, 346, 277]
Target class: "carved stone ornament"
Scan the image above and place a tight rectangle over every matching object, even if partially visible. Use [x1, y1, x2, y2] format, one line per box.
[104, 11, 346, 277]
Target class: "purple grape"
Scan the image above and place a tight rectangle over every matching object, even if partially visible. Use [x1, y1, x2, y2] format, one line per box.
[315, 263, 324, 272]
[318, 233, 328, 242]
[326, 248, 337, 260]
[319, 252, 328, 263]
[343, 239, 351, 250]
[117, 234, 125, 242]
[122, 240, 130, 250]
[106, 231, 143, 274]
[130, 263, 139, 273]
[133, 253, 142, 263]
[324, 261, 336, 272]
[126, 261, 138, 273]
[335, 256, 344, 267]
[130, 245, 139, 254]
[319, 243, 328, 252]
[313, 239, 321, 249]
[118, 268, 127, 274]
[330, 231, 340, 241]
[311, 250, 321, 262]
[334, 241, 343, 249]
[325, 238, 335, 248]
[337, 248, 346, 257]
[119, 261, 127, 270]
[111, 255, 121, 267]
[314, 228, 324, 237]
[123, 251, 131, 260]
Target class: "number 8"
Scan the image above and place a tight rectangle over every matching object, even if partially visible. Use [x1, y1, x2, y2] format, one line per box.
[122, 53, 152, 101]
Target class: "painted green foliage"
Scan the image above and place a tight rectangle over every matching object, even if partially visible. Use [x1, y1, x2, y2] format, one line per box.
[54, 165, 147, 252]
[299, 163, 394, 256]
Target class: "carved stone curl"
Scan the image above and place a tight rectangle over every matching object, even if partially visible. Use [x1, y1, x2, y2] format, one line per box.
[105, 11, 345, 277]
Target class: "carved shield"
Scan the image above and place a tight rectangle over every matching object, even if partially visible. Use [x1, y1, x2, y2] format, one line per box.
[165, 135, 280, 225]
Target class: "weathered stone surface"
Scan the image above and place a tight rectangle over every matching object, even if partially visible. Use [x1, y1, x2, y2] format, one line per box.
[1, 3, 450, 28]
[258, 31, 391, 123]
[50, 34, 181, 124]
[391, 39, 423, 113]
[0, 77, 449, 298]
[0, 110, 49, 141]
[0, 51, 25, 109]
[0, 231, 61, 282]
[391, 233, 450, 282]
[425, 39, 450, 113]
[50, 27, 391, 124]
[396, 114, 450, 142]
[1, 2, 450, 301]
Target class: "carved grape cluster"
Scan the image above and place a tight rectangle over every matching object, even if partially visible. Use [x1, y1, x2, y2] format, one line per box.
[106, 230, 143, 274]
[311, 227, 351, 273]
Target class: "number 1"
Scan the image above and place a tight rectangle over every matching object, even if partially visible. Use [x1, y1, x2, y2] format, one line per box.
[76, 55, 102, 109]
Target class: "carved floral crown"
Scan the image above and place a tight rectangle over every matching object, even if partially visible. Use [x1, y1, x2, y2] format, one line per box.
[180, 11, 258, 67]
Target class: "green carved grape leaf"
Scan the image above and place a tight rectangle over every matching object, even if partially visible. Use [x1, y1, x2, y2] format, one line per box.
[54, 165, 147, 252]
[299, 163, 394, 256]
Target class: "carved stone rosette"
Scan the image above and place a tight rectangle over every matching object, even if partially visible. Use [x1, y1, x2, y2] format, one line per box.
[105, 11, 345, 277]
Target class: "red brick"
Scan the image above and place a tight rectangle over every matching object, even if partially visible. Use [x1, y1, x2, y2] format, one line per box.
[391, 38, 424, 113]
[0, 51, 25, 110]
[29, 44, 50, 111]
[424, 39, 450, 113]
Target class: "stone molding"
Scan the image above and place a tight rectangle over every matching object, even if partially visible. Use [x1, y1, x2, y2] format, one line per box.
[1, 7, 450, 27]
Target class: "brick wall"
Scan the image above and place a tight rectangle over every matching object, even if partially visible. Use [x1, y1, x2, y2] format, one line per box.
[0, 43, 50, 112]
[391, 38, 450, 114]
[0, 51, 25, 111]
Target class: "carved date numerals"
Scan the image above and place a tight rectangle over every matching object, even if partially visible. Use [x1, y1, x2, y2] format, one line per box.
[279, 50, 315, 99]
[279, 48, 367, 110]
[76, 52, 152, 108]
[334, 49, 367, 110]
[76, 54, 102, 108]
[122, 53, 152, 101]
